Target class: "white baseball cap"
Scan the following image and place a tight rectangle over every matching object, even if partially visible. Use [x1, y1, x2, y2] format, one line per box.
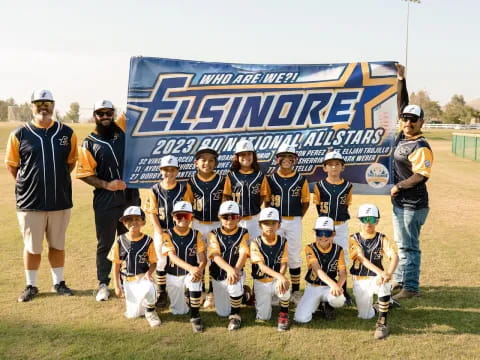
[357, 204, 380, 218]
[401, 104, 424, 119]
[31, 89, 54, 102]
[94, 99, 114, 111]
[119, 206, 145, 221]
[218, 201, 240, 216]
[160, 155, 179, 169]
[195, 145, 218, 159]
[314, 217, 335, 231]
[235, 139, 255, 154]
[276, 143, 297, 156]
[323, 150, 345, 165]
[258, 207, 280, 222]
[172, 201, 193, 214]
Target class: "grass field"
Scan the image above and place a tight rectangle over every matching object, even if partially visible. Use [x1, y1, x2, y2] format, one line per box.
[0, 123, 479, 359]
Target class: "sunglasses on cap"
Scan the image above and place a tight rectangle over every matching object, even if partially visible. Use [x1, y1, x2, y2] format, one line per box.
[174, 213, 193, 221]
[401, 116, 420, 123]
[359, 216, 378, 224]
[33, 101, 53, 107]
[220, 214, 240, 221]
[315, 230, 333, 238]
[95, 110, 114, 117]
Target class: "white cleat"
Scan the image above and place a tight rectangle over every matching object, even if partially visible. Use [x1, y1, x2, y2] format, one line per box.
[95, 283, 110, 302]
[145, 310, 161, 327]
[203, 292, 215, 309]
[291, 291, 303, 306]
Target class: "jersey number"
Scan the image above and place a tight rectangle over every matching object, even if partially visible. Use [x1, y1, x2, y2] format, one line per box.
[271, 195, 281, 208]
[232, 192, 241, 203]
[320, 202, 329, 214]
[158, 207, 166, 220]
[193, 198, 204, 212]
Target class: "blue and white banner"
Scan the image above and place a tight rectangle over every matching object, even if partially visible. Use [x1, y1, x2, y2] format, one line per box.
[125, 57, 398, 194]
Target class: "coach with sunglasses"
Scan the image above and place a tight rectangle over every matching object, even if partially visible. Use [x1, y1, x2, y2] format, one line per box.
[77, 100, 139, 301]
[390, 64, 433, 300]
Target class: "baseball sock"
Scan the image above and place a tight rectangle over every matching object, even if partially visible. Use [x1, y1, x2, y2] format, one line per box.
[289, 267, 301, 292]
[189, 290, 202, 318]
[230, 295, 242, 315]
[377, 295, 390, 323]
[208, 280, 213, 294]
[25, 270, 38, 287]
[279, 299, 289, 314]
[50, 267, 64, 285]
[156, 270, 167, 293]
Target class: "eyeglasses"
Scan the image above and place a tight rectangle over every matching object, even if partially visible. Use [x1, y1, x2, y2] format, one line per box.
[33, 101, 53, 107]
[95, 110, 114, 117]
[315, 230, 333, 237]
[359, 216, 378, 224]
[220, 214, 240, 221]
[174, 213, 192, 221]
[401, 116, 419, 123]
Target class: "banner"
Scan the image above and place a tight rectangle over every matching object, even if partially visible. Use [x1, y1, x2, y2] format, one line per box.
[125, 57, 398, 194]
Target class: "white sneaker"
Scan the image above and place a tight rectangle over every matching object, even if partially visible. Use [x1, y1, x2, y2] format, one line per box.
[145, 310, 161, 327]
[203, 292, 215, 309]
[96, 284, 110, 302]
[291, 291, 303, 305]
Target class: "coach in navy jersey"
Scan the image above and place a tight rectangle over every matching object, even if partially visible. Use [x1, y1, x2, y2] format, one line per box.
[390, 65, 433, 300]
[77, 100, 140, 302]
[5, 89, 77, 302]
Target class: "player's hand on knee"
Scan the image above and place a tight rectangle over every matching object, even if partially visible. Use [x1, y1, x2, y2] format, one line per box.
[143, 272, 154, 282]
[330, 284, 343, 297]
[190, 267, 202, 282]
[227, 268, 239, 285]
[276, 275, 290, 294]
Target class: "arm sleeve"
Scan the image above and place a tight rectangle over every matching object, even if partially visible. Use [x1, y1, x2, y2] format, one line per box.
[301, 180, 310, 203]
[115, 113, 126, 132]
[337, 250, 346, 271]
[67, 132, 78, 165]
[408, 147, 433, 178]
[249, 241, 264, 264]
[313, 183, 321, 205]
[5, 132, 20, 167]
[76, 146, 97, 178]
[397, 78, 409, 117]
[223, 175, 232, 196]
[144, 189, 158, 214]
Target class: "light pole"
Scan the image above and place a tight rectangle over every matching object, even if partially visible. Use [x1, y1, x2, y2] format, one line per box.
[403, 0, 421, 72]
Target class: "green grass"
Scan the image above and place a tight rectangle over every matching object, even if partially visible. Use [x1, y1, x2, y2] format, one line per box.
[0, 123, 479, 359]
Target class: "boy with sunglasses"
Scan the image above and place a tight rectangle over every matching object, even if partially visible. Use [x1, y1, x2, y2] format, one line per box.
[207, 201, 249, 331]
[162, 201, 206, 333]
[144, 155, 187, 308]
[294, 217, 346, 324]
[250, 207, 291, 331]
[348, 204, 399, 340]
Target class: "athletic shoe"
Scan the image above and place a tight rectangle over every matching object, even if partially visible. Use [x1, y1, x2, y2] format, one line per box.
[277, 312, 290, 331]
[156, 291, 168, 308]
[53, 281, 74, 296]
[291, 291, 302, 305]
[391, 282, 403, 296]
[190, 317, 204, 333]
[323, 303, 336, 321]
[392, 289, 419, 300]
[344, 291, 354, 306]
[203, 292, 215, 309]
[95, 283, 110, 302]
[145, 310, 161, 327]
[315, 302, 325, 317]
[242, 285, 255, 306]
[374, 321, 389, 340]
[227, 314, 241, 331]
[18, 285, 39, 302]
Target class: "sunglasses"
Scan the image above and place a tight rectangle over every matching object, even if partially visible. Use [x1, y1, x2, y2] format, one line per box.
[401, 116, 419, 123]
[315, 230, 333, 238]
[220, 214, 240, 221]
[174, 213, 193, 221]
[95, 110, 114, 117]
[33, 101, 53, 107]
[359, 216, 378, 224]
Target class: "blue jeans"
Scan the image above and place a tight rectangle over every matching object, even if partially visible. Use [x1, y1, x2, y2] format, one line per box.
[392, 206, 429, 293]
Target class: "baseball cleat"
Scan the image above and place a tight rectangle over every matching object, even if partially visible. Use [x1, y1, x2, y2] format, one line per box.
[190, 317, 204, 333]
[156, 291, 168, 308]
[344, 292, 354, 307]
[95, 283, 110, 301]
[291, 291, 302, 305]
[227, 314, 241, 331]
[277, 312, 290, 331]
[203, 292, 215, 309]
[242, 285, 255, 306]
[145, 310, 161, 327]
[374, 321, 389, 340]
[18, 285, 39, 302]
[53, 281, 74, 296]
[323, 303, 336, 321]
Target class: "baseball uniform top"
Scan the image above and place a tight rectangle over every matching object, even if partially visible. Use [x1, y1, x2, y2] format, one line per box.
[144, 181, 187, 229]
[162, 228, 205, 277]
[313, 179, 352, 222]
[109, 233, 157, 277]
[77, 114, 139, 211]
[207, 227, 249, 281]
[349, 232, 398, 278]
[5, 121, 77, 211]
[304, 243, 345, 286]
[250, 235, 288, 283]
[223, 169, 269, 217]
[185, 173, 225, 222]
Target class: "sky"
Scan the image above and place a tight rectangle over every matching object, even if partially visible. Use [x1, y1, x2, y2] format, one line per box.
[0, 0, 478, 117]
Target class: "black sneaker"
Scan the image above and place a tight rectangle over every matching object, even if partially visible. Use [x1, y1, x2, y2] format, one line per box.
[227, 314, 241, 331]
[190, 317, 204, 333]
[344, 292, 354, 306]
[315, 302, 325, 317]
[53, 281, 74, 296]
[18, 285, 39, 302]
[156, 291, 168, 308]
[323, 303, 336, 321]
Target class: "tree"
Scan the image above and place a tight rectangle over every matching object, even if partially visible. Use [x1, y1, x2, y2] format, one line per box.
[64, 102, 80, 123]
[0, 98, 15, 121]
[441, 95, 479, 124]
[55, 110, 64, 122]
[410, 90, 442, 122]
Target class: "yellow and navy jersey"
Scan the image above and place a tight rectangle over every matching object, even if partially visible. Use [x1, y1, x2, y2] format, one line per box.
[265, 170, 310, 217]
[224, 170, 269, 217]
[185, 173, 225, 222]
[250, 235, 288, 282]
[393, 134, 433, 209]
[162, 228, 205, 276]
[313, 179, 352, 222]
[109, 233, 157, 277]
[304, 243, 345, 286]
[5, 121, 77, 211]
[207, 227, 249, 281]
[144, 181, 187, 229]
[76, 115, 139, 211]
[349, 232, 398, 277]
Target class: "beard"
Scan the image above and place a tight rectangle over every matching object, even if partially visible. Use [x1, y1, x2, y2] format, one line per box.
[95, 119, 120, 139]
